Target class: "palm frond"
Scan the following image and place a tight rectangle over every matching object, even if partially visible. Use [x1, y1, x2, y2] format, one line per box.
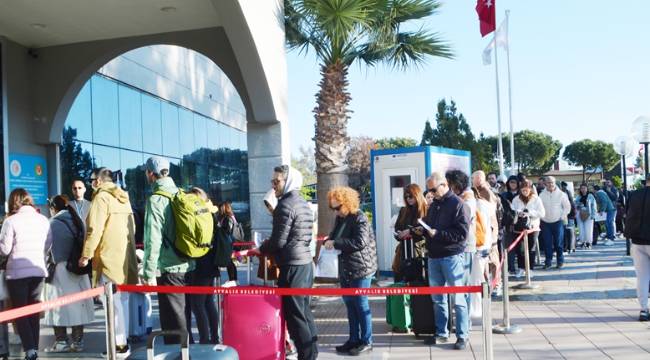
[361, 29, 453, 69]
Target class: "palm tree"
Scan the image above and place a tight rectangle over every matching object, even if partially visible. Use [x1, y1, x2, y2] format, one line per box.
[285, 0, 453, 234]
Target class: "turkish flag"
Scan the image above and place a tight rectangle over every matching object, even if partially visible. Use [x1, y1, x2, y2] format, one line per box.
[476, 0, 496, 37]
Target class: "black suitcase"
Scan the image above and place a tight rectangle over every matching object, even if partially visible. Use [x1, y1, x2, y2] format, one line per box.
[409, 282, 435, 338]
[564, 224, 576, 252]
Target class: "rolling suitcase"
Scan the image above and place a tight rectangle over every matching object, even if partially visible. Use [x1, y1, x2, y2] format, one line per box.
[221, 256, 285, 360]
[146, 330, 238, 360]
[129, 292, 153, 341]
[386, 238, 415, 332]
[564, 222, 576, 253]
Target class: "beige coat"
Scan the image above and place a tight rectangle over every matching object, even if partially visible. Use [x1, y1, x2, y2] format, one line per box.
[82, 182, 138, 286]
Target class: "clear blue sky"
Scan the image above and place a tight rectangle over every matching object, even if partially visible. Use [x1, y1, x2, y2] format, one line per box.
[287, 0, 650, 159]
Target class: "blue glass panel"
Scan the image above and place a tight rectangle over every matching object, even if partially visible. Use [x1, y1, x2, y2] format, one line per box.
[120, 150, 144, 207]
[93, 145, 120, 172]
[118, 85, 142, 151]
[161, 102, 181, 158]
[207, 120, 220, 150]
[193, 114, 208, 152]
[141, 94, 163, 155]
[179, 109, 194, 157]
[91, 76, 119, 146]
[66, 81, 92, 142]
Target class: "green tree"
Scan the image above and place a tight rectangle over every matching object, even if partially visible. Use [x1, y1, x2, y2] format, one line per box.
[375, 137, 417, 149]
[286, 0, 453, 233]
[483, 130, 562, 176]
[60, 126, 94, 199]
[421, 98, 492, 172]
[474, 133, 499, 174]
[291, 145, 317, 185]
[420, 120, 434, 146]
[563, 139, 619, 182]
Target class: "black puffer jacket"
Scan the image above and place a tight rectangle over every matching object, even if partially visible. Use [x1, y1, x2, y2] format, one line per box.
[331, 211, 378, 281]
[260, 190, 314, 266]
[625, 187, 650, 245]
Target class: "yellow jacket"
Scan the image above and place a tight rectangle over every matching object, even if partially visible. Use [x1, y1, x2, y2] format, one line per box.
[82, 182, 138, 286]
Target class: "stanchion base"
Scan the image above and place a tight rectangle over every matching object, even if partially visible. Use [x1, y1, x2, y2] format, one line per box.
[492, 324, 522, 334]
[514, 283, 540, 290]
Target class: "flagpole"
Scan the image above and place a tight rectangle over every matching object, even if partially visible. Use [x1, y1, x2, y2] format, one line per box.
[505, 10, 515, 176]
[493, 28, 505, 177]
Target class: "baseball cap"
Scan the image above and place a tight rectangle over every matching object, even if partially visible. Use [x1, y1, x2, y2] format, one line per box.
[145, 156, 170, 175]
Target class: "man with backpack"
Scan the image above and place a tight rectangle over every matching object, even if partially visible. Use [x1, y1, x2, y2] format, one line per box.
[142, 156, 195, 344]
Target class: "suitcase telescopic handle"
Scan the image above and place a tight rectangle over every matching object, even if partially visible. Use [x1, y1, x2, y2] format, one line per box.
[146, 330, 190, 360]
[403, 236, 415, 260]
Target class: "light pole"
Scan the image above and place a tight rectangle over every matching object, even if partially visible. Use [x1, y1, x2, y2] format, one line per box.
[632, 116, 650, 176]
[613, 136, 636, 256]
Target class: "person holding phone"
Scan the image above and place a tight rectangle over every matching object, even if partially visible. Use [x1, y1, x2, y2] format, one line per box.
[391, 184, 428, 282]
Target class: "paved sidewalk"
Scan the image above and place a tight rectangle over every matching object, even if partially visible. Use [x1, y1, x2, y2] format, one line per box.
[4, 238, 649, 359]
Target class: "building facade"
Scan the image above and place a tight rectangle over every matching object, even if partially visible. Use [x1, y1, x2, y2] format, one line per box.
[0, 0, 288, 235]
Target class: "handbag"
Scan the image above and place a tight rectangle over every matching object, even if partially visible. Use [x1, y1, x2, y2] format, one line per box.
[514, 213, 532, 233]
[45, 250, 56, 283]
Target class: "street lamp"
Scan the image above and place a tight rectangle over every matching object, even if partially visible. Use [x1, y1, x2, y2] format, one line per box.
[614, 135, 636, 256]
[631, 116, 650, 176]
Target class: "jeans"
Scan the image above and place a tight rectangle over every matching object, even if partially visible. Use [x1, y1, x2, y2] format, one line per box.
[340, 276, 372, 345]
[506, 231, 525, 271]
[427, 255, 469, 339]
[278, 264, 318, 360]
[190, 274, 220, 344]
[605, 210, 617, 240]
[541, 221, 565, 266]
[7, 277, 43, 352]
[157, 272, 189, 344]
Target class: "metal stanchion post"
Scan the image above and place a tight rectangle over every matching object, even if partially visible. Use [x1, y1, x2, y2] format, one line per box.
[493, 234, 522, 334]
[515, 231, 539, 290]
[104, 283, 117, 360]
[481, 282, 494, 360]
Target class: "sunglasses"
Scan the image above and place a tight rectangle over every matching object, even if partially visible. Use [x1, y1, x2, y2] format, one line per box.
[404, 194, 414, 200]
[330, 204, 342, 211]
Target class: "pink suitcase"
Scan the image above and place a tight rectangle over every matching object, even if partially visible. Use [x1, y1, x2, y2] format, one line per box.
[221, 256, 286, 360]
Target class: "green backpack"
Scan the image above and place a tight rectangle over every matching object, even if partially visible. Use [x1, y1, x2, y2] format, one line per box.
[154, 189, 214, 258]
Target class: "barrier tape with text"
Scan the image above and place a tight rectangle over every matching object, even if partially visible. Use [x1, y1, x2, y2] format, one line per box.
[0, 284, 481, 324]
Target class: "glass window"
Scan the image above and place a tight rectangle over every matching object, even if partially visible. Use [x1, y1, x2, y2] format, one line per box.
[161, 102, 181, 158]
[207, 120, 220, 150]
[66, 81, 93, 142]
[91, 76, 119, 146]
[120, 150, 145, 208]
[179, 108, 194, 157]
[193, 114, 208, 152]
[93, 145, 121, 172]
[142, 94, 163, 155]
[118, 85, 142, 151]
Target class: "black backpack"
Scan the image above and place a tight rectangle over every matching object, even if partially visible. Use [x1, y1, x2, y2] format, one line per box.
[55, 219, 92, 276]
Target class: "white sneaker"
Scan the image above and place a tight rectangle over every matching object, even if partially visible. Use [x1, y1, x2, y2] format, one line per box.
[45, 341, 70, 353]
[603, 239, 615, 246]
[515, 269, 526, 278]
[222, 280, 238, 287]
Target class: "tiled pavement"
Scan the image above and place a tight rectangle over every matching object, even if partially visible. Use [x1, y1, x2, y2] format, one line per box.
[5, 238, 650, 359]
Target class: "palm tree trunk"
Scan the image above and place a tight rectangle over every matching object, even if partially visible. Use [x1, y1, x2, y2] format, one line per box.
[314, 60, 351, 236]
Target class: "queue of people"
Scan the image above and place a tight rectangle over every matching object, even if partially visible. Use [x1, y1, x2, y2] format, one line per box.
[0, 153, 639, 359]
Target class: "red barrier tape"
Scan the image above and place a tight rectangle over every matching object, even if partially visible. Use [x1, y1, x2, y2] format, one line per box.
[232, 242, 255, 247]
[0, 286, 104, 323]
[489, 228, 539, 289]
[116, 284, 482, 296]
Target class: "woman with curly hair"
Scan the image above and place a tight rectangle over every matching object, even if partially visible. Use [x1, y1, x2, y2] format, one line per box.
[322, 186, 378, 356]
[392, 184, 428, 282]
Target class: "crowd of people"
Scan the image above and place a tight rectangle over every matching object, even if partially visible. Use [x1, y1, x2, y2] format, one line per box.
[0, 154, 646, 359]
